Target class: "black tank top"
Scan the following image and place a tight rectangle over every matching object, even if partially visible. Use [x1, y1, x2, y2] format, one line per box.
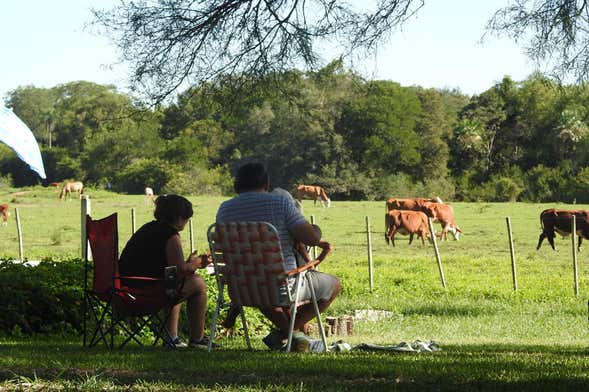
[119, 220, 178, 283]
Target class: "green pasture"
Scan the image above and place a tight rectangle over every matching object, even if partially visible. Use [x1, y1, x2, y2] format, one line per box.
[1, 186, 588, 390]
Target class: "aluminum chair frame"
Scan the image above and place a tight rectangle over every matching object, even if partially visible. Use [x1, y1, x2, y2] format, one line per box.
[206, 221, 328, 352]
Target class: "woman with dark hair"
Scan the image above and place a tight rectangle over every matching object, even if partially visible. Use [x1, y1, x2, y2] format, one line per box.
[119, 194, 212, 349]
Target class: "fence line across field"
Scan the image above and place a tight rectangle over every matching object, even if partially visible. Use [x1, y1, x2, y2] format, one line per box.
[366, 216, 374, 292]
[506, 216, 518, 291]
[3, 202, 585, 297]
[428, 217, 446, 288]
[15, 208, 23, 262]
[572, 215, 579, 296]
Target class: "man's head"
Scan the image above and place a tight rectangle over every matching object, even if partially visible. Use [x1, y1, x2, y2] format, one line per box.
[234, 162, 269, 193]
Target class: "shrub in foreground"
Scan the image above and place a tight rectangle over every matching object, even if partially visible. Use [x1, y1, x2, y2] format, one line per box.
[0, 259, 84, 335]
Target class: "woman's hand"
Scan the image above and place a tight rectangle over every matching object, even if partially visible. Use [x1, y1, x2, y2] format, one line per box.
[187, 251, 212, 270]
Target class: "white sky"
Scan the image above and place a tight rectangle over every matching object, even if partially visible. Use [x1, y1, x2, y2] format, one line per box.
[0, 0, 539, 102]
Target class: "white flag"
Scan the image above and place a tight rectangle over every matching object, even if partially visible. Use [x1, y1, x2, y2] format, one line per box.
[0, 106, 46, 179]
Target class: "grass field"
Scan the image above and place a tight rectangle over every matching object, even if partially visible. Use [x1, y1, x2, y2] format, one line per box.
[1, 186, 588, 390]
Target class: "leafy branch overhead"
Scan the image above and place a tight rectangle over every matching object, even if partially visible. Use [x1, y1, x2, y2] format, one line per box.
[487, 0, 589, 83]
[93, 0, 589, 103]
[91, 0, 424, 102]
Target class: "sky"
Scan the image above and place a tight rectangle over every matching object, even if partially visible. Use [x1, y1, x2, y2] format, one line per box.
[0, 0, 541, 102]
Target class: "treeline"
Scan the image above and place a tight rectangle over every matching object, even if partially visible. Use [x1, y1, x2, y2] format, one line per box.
[3, 60, 589, 202]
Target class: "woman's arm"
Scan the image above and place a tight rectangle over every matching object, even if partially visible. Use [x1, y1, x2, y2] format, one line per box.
[165, 234, 207, 276]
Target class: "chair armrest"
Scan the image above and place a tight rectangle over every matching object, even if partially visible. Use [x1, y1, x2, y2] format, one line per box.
[284, 259, 322, 277]
[285, 241, 333, 277]
[118, 275, 163, 282]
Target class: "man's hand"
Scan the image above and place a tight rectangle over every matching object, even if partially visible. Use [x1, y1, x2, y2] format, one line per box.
[317, 240, 333, 261]
[318, 240, 333, 252]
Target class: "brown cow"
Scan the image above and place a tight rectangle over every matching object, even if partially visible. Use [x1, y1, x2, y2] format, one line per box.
[421, 202, 462, 241]
[537, 209, 589, 251]
[0, 204, 9, 225]
[385, 197, 443, 212]
[295, 185, 331, 207]
[384, 209, 431, 246]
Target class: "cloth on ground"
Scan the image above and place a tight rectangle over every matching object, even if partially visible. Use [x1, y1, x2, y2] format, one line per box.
[286, 338, 440, 353]
[351, 340, 441, 353]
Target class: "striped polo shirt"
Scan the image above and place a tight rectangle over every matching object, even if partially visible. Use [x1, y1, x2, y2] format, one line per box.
[215, 191, 307, 271]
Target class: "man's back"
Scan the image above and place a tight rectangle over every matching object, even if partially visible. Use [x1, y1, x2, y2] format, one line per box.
[216, 191, 306, 271]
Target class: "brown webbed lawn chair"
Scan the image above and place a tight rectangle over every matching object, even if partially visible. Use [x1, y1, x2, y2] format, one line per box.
[207, 221, 330, 352]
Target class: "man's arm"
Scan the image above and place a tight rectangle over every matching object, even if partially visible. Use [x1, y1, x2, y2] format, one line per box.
[290, 222, 322, 246]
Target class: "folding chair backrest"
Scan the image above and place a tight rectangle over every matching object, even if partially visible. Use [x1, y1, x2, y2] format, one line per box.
[208, 222, 290, 308]
[86, 213, 119, 298]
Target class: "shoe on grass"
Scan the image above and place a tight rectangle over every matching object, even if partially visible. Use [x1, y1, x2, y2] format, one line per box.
[263, 329, 287, 350]
[291, 331, 311, 353]
[189, 335, 221, 350]
[163, 336, 188, 348]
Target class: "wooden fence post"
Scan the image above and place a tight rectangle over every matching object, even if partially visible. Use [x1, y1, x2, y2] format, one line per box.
[189, 218, 194, 254]
[310, 214, 317, 259]
[506, 217, 518, 291]
[428, 217, 446, 288]
[81, 196, 91, 260]
[572, 215, 579, 296]
[366, 216, 374, 292]
[131, 208, 136, 234]
[15, 208, 23, 262]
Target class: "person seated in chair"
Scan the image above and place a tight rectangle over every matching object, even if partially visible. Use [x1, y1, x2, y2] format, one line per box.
[215, 162, 340, 352]
[119, 194, 212, 349]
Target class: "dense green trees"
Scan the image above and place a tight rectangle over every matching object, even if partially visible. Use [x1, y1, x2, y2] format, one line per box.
[4, 66, 589, 202]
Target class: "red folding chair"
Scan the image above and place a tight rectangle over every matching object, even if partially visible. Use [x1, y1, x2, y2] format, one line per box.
[83, 213, 176, 348]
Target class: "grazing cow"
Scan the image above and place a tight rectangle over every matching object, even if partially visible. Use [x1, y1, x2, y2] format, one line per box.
[385, 197, 443, 212]
[420, 202, 462, 241]
[295, 185, 331, 207]
[384, 209, 431, 246]
[144, 187, 155, 204]
[59, 181, 84, 200]
[0, 204, 9, 226]
[537, 209, 589, 251]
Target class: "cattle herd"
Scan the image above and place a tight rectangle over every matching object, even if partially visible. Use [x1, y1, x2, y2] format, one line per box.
[384, 197, 462, 246]
[537, 208, 589, 251]
[0, 204, 8, 226]
[295, 185, 331, 208]
[1, 181, 586, 252]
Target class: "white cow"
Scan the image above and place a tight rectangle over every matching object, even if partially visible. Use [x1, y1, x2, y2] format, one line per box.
[144, 187, 155, 204]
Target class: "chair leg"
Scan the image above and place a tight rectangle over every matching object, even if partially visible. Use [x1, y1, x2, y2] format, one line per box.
[116, 315, 150, 348]
[239, 307, 251, 350]
[208, 283, 224, 352]
[87, 297, 111, 348]
[307, 273, 328, 352]
[154, 308, 175, 348]
[286, 275, 304, 352]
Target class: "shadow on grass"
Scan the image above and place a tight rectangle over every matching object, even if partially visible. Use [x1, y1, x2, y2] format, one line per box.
[1, 339, 588, 391]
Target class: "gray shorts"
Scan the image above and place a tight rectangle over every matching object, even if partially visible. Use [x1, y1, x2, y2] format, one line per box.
[292, 270, 338, 302]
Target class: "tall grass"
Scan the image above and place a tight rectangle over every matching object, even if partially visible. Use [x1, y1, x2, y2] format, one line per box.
[1, 187, 588, 390]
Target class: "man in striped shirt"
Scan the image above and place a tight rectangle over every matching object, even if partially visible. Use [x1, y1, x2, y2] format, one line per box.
[216, 162, 340, 351]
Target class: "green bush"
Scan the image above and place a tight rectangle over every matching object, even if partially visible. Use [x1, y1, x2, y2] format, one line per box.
[494, 177, 523, 202]
[163, 165, 233, 196]
[0, 258, 264, 339]
[523, 164, 571, 202]
[113, 158, 179, 194]
[0, 259, 84, 335]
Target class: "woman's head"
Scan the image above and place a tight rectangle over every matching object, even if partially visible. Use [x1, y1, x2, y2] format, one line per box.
[154, 194, 193, 225]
